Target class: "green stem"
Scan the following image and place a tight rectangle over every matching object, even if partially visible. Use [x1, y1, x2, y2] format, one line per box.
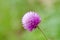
[38, 27, 48, 40]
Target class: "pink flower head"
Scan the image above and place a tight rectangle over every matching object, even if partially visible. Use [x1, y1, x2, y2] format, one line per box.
[22, 11, 41, 31]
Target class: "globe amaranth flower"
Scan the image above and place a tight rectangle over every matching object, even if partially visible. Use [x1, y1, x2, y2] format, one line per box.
[22, 11, 41, 31]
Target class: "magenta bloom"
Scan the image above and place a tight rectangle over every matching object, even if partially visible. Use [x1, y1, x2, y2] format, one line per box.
[22, 11, 41, 31]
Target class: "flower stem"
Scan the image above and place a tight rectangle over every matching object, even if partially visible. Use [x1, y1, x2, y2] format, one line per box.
[38, 27, 48, 40]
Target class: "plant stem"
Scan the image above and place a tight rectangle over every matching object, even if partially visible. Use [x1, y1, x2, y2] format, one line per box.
[38, 27, 48, 40]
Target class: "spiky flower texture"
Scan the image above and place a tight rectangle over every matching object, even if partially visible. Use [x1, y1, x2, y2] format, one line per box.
[22, 11, 41, 31]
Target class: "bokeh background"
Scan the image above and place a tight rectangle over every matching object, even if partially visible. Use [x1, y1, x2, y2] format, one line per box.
[0, 0, 60, 40]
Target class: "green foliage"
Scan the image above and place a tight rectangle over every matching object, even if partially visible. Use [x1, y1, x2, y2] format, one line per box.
[0, 0, 60, 40]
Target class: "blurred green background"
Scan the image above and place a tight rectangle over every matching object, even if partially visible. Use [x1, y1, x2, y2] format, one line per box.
[0, 0, 60, 40]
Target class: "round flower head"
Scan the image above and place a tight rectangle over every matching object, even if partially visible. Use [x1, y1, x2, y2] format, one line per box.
[22, 11, 41, 31]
